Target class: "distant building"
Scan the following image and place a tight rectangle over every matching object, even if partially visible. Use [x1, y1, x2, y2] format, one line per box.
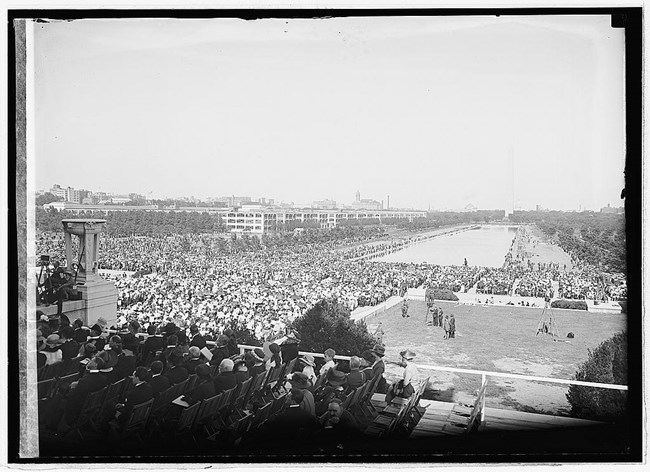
[352, 191, 382, 211]
[600, 204, 623, 214]
[312, 199, 337, 210]
[462, 203, 477, 212]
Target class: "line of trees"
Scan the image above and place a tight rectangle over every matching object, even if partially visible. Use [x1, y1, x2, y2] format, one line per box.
[511, 210, 626, 273]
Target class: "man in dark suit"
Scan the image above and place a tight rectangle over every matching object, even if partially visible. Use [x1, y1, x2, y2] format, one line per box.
[262, 388, 319, 445]
[64, 357, 109, 426]
[114, 367, 153, 426]
[141, 324, 164, 364]
[109, 340, 137, 384]
[188, 325, 206, 350]
[148, 361, 171, 398]
[183, 346, 204, 374]
[58, 326, 80, 361]
[120, 320, 141, 356]
[209, 335, 230, 367]
[213, 358, 237, 394]
[164, 347, 189, 385]
[183, 364, 215, 405]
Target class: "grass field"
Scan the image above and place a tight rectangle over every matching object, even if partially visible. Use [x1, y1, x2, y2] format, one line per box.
[366, 300, 627, 416]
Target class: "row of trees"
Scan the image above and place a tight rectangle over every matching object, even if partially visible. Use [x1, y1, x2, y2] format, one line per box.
[511, 210, 626, 273]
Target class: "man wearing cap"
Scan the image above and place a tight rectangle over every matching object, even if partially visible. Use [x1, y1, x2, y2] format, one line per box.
[209, 334, 231, 368]
[370, 344, 388, 393]
[289, 372, 316, 417]
[213, 358, 237, 394]
[385, 350, 420, 404]
[314, 369, 348, 416]
[189, 324, 206, 350]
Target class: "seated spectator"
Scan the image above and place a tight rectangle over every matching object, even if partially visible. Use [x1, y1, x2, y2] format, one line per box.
[183, 346, 204, 374]
[183, 364, 216, 405]
[63, 357, 108, 427]
[109, 337, 137, 384]
[248, 348, 267, 378]
[233, 359, 250, 384]
[72, 318, 89, 344]
[113, 366, 153, 427]
[289, 372, 316, 417]
[299, 355, 317, 385]
[263, 388, 319, 442]
[345, 356, 365, 393]
[148, 360, 170, 398]
[189, 324, 206, 350]
[317, 398, 359, 446]
[314, 369, 348, 416]
[41, 334, 63, 365]
[213, 358, 237, 394]
[164, 347, 189, 385]
[209, 335, 230, 368]
[319, 348, 336, 376]
[385, 350, 420, 404]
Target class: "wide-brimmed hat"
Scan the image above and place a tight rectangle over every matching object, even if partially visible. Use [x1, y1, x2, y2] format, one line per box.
[299, 355, 315, 367]
[163, 322, 178, 334]
[251, 348, 265, 362]
[372, 344, 385, 357]
[97, 349, 118, 369]
[400, 350, 416, 361]
[44, 334, 61, 349]
[289, 372, 312, 389]
[326, 369, 346, 387]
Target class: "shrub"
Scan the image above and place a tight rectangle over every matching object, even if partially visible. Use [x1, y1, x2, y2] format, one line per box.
[618, 301, 627, 313]
[291, 298, 376, 356]
[566, 331, 627, 421]
[432, 289, 459, 301]
[551, 299, 588, 311]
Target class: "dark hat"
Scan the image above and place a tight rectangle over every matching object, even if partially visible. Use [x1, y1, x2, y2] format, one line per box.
[164, 322, 178, 334]
[269, 343, 280, 354]
[400, 350, 416, 361]
[97, 350, 118, 369]
[372, 344, 385, 357]
[289, 372, 312, 389]
[90, 324, 102, 334]
[224, 328, 235, 337]
[45, 334, 61, 349]
[216, 334, 229, 347]
[168, 346, 184, 364]
[195, 363, 211, 379]
[251, 348, 265, 362]
[326, 369, 346, 387]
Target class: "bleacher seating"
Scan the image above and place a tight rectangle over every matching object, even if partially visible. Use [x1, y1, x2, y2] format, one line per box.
[441, 377, 488, 435]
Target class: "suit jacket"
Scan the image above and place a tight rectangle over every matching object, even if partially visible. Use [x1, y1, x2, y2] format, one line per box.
[65, 371, 108, 423]
[120, 381, 153, 422]
[60, 340, 80, 360]
[249, 363, 266, 378]
[234, 370, 250, 384]
[183, 358, 204, 375]
[184, 379, 216, 405]
[72, 327, 90, 343]
[213, 371, 237, 394]
[165, 365, 189, 385]
[148, 374, 171, 397]
[110, 354, 137, 384]
[189, 334, 206, 350]
[346, 369, 366, 391]
[142, 335, 164, 361]
[264, 404, 319, 441]
[209, 346, 230, 367]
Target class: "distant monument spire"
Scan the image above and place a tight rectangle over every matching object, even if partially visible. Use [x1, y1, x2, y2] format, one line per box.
[355, 190, 360, 202]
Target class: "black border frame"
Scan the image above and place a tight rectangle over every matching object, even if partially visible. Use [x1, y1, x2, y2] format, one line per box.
[7, 6, 643, 464]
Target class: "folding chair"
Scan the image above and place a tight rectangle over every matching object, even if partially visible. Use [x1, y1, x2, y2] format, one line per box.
[71, 386, 107, 440]
[37, 378, 59, 400]
[171, 378, 190, 397]
[185, 374, 198, 393]
[120, 398, 154, 443]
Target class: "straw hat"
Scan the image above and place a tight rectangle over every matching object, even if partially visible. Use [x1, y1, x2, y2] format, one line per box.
[400, 350, 416, 361]
[299, 354, 316, 367]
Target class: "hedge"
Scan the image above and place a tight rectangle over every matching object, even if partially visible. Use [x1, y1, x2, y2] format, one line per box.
[432, 289, 459, 302]
[551, 299, 588, 311]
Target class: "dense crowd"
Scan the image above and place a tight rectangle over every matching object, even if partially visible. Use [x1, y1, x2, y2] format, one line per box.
[35, 223, 628, 343]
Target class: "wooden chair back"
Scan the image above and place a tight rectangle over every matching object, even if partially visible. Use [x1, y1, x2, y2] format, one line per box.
[122, 398, 154, 435]
[177, 402, 200, 433]
[195, 393, 224, 426]
[76, 386, 107, 427]
[151, 384, 178, 416]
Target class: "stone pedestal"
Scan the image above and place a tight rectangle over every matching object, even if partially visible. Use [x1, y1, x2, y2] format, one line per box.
[78, 279, 119, 327]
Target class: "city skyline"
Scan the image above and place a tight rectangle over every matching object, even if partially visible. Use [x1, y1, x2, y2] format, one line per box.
[32, 15, 626, 212]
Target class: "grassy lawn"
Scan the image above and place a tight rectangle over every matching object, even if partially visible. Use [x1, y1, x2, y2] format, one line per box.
[366, 300, 626, 415]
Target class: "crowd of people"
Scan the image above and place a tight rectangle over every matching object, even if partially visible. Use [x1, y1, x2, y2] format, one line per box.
[37, 311, 421, 451]
[35, 223, 627, 344]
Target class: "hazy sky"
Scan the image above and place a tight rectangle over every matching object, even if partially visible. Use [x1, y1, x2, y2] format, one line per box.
[32, 15, 625, 211]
